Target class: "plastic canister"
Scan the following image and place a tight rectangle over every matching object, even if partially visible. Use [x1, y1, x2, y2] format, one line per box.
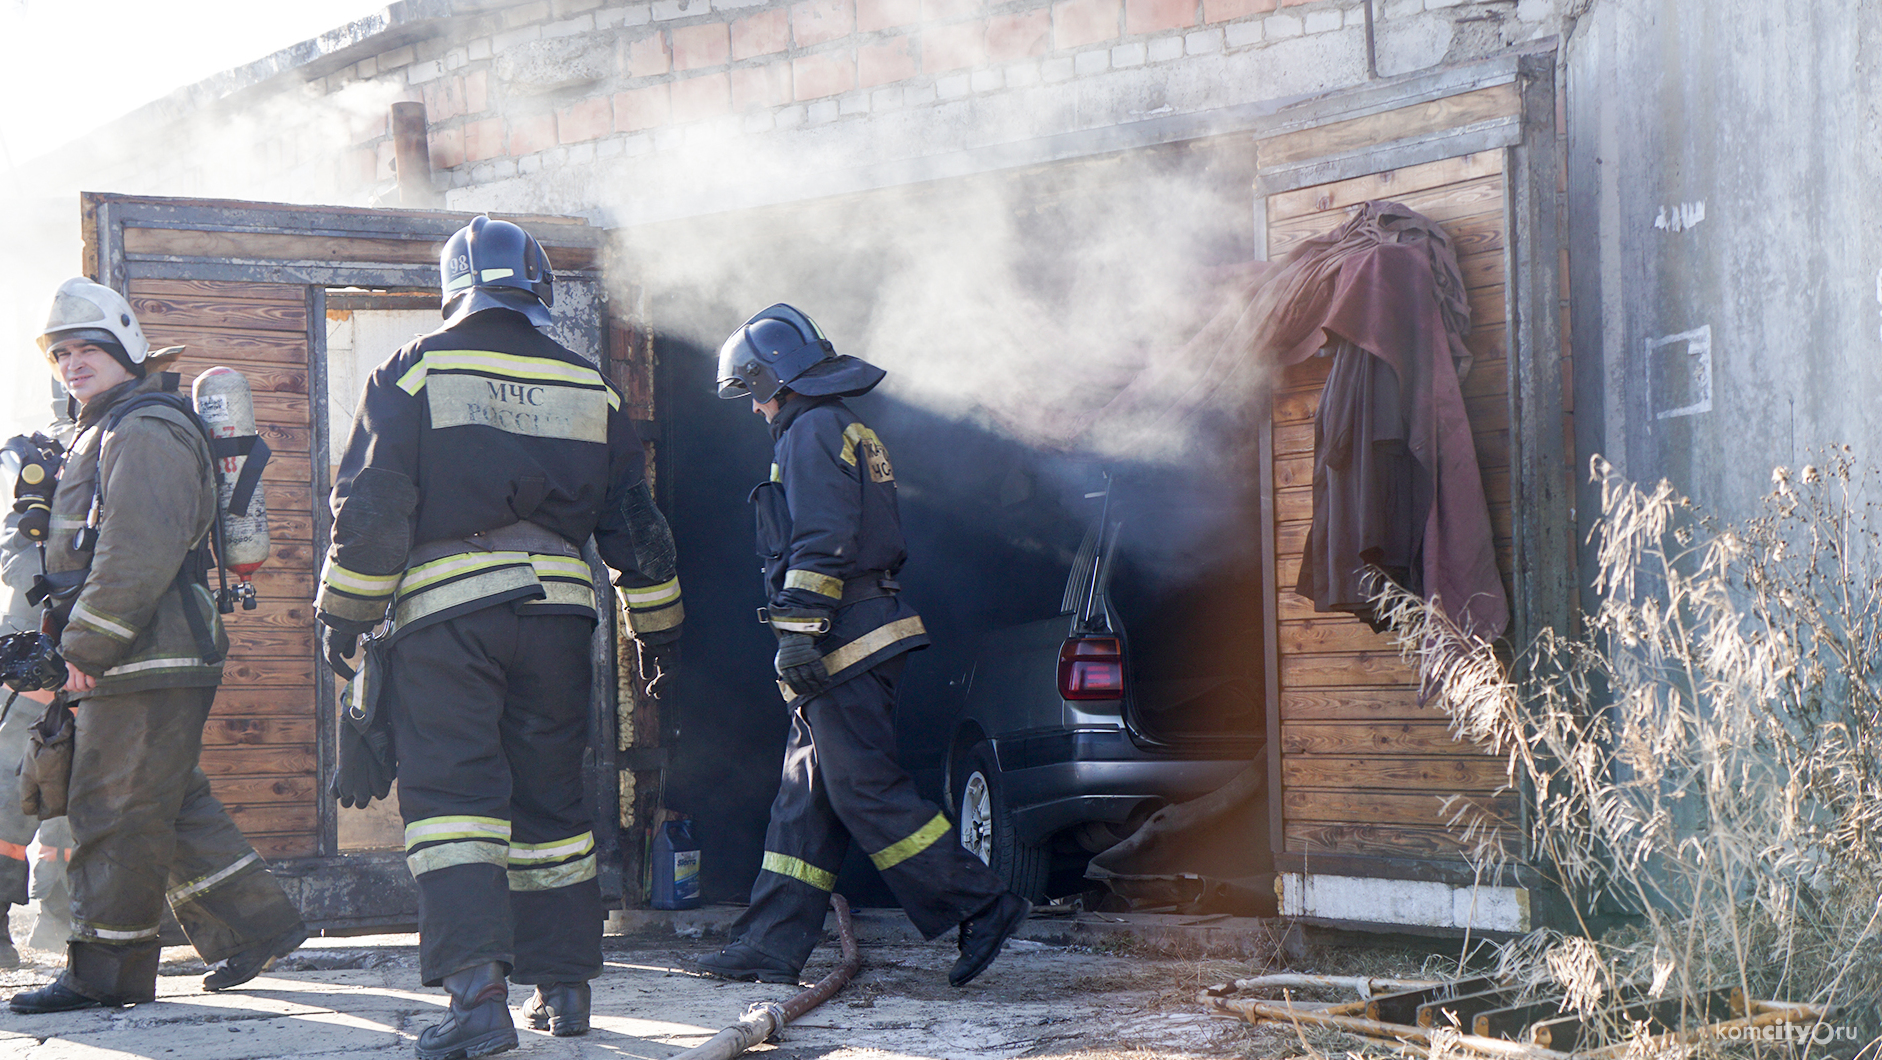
[649, 818, 700, 910]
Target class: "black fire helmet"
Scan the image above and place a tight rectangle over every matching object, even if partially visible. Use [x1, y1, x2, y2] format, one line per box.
[440, 215, 555, 328]
[715, 303, 885, 402]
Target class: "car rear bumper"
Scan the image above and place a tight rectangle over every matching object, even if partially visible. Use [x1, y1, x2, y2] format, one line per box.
[993, 730, 1252, 843]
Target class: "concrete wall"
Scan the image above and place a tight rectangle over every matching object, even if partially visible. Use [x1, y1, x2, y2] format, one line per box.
[1566, 1, 1882, 525]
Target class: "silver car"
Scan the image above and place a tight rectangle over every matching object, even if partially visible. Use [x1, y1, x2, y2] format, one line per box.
[942, 496, 1265, 902]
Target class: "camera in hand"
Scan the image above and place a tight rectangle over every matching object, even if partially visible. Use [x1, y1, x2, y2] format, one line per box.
[0, 632, 64, 693]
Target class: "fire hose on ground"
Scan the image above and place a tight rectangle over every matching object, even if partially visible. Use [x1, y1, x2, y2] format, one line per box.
[672, 893, 863, 1060]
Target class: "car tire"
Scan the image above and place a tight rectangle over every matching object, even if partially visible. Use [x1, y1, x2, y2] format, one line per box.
[953, 741, 1049, 903]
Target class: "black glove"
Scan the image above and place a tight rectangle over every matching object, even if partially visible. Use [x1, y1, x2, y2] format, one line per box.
[319, 619, 370, 681]
[636, 636, 680, 700]
[332, 718, 395, 809]
[774, 633, 831, 697]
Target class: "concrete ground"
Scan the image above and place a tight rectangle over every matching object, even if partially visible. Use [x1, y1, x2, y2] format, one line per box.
[0, 904, 1376, 1060]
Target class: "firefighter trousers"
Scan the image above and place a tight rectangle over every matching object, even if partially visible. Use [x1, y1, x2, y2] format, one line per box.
[388, 608, 602, 987]
[64, 685, 306, 1003]
[0, 700, 40, 907]
[731, 657, 1006, 970]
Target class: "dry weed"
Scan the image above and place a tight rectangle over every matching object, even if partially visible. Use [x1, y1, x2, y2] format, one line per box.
[1364, 451, 1882, 1058]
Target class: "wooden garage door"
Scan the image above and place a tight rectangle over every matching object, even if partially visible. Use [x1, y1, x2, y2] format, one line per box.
[128, 279, 320, 859]
[1265, 150, 1519, 863]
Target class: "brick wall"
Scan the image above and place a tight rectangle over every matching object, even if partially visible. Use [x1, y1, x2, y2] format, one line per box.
[33, 0, 1558, 223]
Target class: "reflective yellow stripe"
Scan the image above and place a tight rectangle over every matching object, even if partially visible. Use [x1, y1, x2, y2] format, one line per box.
[399, 551, 531, 595]
[167, 852, 260, 906]
[405, 815, 511, 849]
[619, 577, 680, 608]
[770, 463, 781, 483]
[869, 812, 951, 871]
[822, 616, 926, 675]
[761, 851, 836, 891]
[322, 561, 401, 597]
[529, 554, 592, 582]
[398, 349, 620, 409]
[394, 566, 540, 628]
[73, 919, 161, 943]
[69, 601, 137, 643]
[317, 583, 393, 624]
[509, 854, 597, 892]
[777, 616, 929, 703]
[624, 599, 683, 634]
[408, 842, 510, 877]
[523, 581, 597, 610]
[784, 570, 843, 599]
[838, 423, 879, 466]
[509, 832, 595, 865]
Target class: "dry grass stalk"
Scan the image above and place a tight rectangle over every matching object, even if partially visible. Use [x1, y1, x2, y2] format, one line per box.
[1364, 451, 1882, 1058]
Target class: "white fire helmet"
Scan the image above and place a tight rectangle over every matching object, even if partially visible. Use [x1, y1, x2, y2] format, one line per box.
[37, 278, 151, 363]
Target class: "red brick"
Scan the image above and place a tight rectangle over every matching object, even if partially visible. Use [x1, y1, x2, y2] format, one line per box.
[731, 63, 792, 109]
[672, 22, 729, 70]
[508, 113, 556, 155]
[1201, 0, 1275, 17]
[557, 95, 612, 142]
[858, 36, 917, 86]
[986, 10, 1049, 60]
[670, 72, 731, 122]
[1053, 0, 1120, 48]
[422, 76, 466, 122]
[731, 8, 790, 59]
[792, 51, 855, 99]
[626, 32, 671, 77]
[464, 118, 505, 162]
[1126, 0, 1195, 33]
[922, 0, 981, 18]
[614, 84, 671, 132]
[792, 0, 855, 46]
[430, 126, 465, 170]
[922, 19, 986, 72]
[465, 70, 490, 113]
[857, 0, 919, 30]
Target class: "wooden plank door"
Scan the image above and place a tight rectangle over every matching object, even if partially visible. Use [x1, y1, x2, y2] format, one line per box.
[1251, 56, 1569, 892]
[1266, 152, 1518, 864]
[130, 279, 321, 858]
[81, 194, 619, 920]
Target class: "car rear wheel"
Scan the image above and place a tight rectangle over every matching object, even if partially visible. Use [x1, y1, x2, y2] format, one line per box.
[953, 741, 1049, 903]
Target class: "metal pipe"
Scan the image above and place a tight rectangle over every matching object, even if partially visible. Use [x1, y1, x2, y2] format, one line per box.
[1207, 997, 1576, 1060]
[1215, 974, 1443, 999]
[671, 894, 863, 1060]
[1363, 0, 1377, 79]
[390, 101, 440, 208]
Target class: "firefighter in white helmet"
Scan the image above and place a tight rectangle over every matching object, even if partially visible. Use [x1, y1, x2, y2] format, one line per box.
[7, 279, 306, 1015]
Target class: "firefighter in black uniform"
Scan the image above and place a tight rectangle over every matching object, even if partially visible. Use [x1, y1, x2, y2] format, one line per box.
[698, 304, 1029, 988]
[315, 217, 682, 1059]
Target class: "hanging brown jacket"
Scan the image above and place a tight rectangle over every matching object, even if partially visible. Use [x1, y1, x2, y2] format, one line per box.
[1265, 202, 1507, 640]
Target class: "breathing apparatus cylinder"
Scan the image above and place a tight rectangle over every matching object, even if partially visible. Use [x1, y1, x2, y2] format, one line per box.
[191, 367, 272, 583]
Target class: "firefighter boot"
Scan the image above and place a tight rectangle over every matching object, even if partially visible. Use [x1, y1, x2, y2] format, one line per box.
[694, 940, 802, 984]
[0, 907, 20, 969]
[416, 962, 517, 1060]
[949, 892, 1031, 987]
[522, 981, 591, 1037]
[203, 924, 311, 992]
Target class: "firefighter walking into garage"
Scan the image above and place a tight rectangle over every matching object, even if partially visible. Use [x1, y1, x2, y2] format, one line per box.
[698, 305, 1029, 988]
[9, 279, 307, 1014]
[316, 216, 683, 1059]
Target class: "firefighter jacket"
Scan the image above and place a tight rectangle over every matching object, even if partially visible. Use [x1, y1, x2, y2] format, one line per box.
[45, 373, 228, 696]
[316, 309, 681, 641]
[754, 395, 928, 701]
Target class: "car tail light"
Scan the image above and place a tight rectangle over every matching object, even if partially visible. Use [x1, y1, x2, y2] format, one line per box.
[1059, 636, 1123, 700]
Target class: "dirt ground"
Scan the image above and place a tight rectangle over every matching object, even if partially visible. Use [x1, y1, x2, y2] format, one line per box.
[0, 904, 1444, 1060]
